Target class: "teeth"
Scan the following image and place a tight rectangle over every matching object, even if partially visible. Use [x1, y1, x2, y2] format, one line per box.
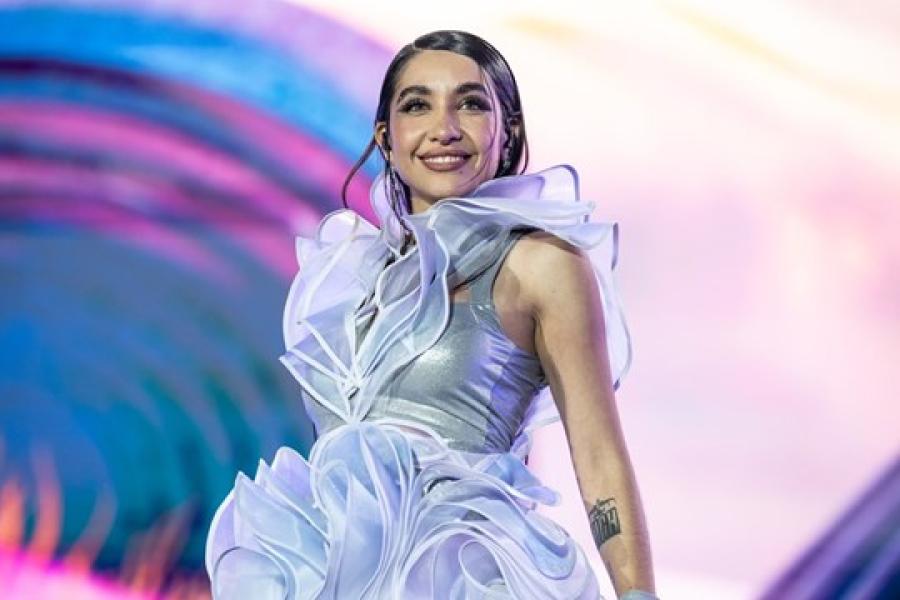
[423, 155, 465, 163]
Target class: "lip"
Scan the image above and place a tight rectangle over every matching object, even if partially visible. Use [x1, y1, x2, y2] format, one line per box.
[419, 148, 471, 158]
[418, 152, 471, 172]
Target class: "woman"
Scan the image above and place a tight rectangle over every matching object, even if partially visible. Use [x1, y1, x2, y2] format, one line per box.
[206, 30, 658, 600]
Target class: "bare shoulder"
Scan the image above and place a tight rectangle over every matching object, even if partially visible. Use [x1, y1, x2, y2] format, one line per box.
[514, 229, 586, 262]
[507, 229, 596, 317]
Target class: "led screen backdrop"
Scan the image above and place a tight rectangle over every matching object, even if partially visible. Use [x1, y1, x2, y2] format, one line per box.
[0, 0, 387, 597]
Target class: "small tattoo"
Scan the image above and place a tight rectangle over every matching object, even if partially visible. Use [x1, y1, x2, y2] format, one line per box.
[588, 497, 621, 549]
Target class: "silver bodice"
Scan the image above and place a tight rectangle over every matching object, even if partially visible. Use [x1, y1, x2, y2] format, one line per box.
[302, 229, 547, 453]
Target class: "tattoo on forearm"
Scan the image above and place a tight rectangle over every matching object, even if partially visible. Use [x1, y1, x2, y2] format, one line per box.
[588, 497, 621, 549]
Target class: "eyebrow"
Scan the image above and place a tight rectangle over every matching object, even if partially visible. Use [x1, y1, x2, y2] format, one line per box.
[395, 81, 489, 104]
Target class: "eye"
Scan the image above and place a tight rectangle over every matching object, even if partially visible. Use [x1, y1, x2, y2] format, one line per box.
[399, 98, 428, 113]
[460, 96, 491, 111]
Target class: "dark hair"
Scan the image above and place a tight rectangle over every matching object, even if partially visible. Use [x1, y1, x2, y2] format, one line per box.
[341, 30, 529, 244]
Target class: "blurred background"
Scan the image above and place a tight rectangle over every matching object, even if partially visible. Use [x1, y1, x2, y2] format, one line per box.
[0, 0, 897, 598]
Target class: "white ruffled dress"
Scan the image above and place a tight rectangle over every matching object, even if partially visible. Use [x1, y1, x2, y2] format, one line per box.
[205, 164, 633, 599]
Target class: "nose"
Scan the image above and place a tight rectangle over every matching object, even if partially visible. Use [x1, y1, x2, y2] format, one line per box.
[428, 106, 462, 143]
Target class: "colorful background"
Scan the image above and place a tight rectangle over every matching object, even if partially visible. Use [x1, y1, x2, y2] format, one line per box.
[1, 1, 897, 598]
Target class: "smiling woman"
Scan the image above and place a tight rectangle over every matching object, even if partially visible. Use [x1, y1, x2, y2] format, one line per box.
[206, 30, 658, 600]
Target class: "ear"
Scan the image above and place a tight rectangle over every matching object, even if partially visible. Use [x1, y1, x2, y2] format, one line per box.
[374, 121, 389, 157]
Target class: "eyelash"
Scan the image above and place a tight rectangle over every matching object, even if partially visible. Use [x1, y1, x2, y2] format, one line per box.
[399, 97, 491, 113]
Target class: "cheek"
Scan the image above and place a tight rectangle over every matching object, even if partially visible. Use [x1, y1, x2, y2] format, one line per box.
[389, 120, 420, 156]
[387, 126, 420, 185]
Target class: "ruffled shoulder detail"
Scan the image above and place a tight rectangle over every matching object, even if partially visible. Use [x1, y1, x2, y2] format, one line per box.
[279, 164, 632, 458]
[278, 207, 393, 423]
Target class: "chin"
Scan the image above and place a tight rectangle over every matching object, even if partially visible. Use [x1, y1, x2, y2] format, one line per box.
[420, 175, 492, 201]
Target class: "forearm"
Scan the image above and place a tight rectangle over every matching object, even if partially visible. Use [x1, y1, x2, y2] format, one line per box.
[576, 448, 656, 597]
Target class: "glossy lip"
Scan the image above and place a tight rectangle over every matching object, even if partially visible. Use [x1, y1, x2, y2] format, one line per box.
[418, 154, 471, 172]
[418, 148, 471, 159]
[418, 146, 472, 172]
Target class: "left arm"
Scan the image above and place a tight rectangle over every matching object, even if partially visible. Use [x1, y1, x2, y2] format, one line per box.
[520, 232, 656, 598]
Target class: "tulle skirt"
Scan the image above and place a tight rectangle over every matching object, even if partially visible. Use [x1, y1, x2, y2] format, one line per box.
[206, 419, 602, 599]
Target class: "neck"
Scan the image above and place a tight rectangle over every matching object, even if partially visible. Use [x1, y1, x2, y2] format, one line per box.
[409, 195, 437, 215]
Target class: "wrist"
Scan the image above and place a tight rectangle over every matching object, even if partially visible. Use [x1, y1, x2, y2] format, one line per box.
[619, 590, 659, 600]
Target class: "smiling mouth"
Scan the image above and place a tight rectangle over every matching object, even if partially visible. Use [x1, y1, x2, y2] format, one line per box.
[419, 154, 471, 171]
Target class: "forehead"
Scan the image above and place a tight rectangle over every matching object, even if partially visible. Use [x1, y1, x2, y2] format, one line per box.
[393, 49, 491, 97]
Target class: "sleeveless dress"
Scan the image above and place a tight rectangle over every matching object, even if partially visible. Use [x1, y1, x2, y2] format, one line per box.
[205, 164, 633, 599]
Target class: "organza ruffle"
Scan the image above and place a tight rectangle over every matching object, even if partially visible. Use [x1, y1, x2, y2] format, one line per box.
[206, 421, 601, 599]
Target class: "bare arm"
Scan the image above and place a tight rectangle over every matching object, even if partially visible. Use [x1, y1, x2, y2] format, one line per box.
[521, 232, 656, 598]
